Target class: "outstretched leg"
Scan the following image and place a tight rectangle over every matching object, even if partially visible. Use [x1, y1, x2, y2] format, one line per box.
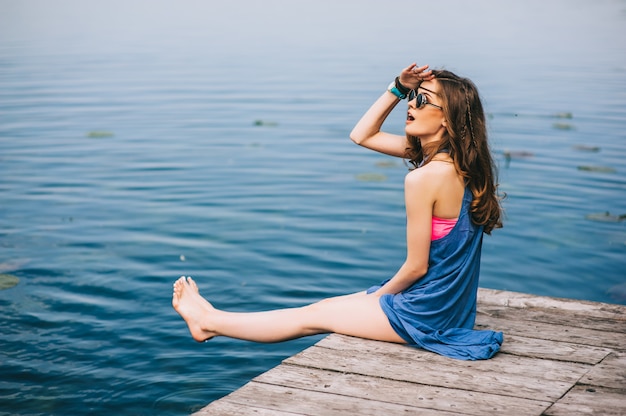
[172, 276, 405, 344]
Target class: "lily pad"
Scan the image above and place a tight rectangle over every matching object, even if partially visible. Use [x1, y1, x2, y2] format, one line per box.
[552, 112, 573, 119]
[578, 165, 617, 173]
[553, 122, 574, 130]
[375, 160, 399, 168]
[0, 274, 19, 290]
[355, 173, 387, 182]
[585, 212, 626, 222]
[87, 130, 114, 138]
[503, 150, 534, 159]
[253, 120, 278, 127]
[572, 145, 600, 152]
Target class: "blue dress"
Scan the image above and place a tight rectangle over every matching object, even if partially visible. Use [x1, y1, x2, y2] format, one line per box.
[367, 187, 503, 360]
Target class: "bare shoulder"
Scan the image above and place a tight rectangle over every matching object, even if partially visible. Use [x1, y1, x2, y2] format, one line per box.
[405, 161, 464, 218]
[404, 165, 439, 203]
[405, 160, 457, 188]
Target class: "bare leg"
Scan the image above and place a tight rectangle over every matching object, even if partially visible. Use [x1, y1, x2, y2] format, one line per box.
[172, 276, 405, 344]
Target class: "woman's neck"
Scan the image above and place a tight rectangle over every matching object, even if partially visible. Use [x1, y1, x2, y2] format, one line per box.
[418, 133, 444, 148]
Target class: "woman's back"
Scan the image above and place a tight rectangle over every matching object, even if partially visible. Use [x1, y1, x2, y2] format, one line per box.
[413, 157, 465, 220]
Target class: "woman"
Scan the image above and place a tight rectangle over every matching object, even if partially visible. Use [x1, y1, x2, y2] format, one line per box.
[172, 63, 504, 360]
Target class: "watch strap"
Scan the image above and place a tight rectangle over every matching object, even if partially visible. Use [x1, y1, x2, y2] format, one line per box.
[387, 81, 407, 99]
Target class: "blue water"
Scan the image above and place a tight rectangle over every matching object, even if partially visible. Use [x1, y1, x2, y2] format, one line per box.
[1, 1, 625, 414]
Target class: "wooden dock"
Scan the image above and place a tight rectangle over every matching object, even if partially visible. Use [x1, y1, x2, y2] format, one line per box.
[193, 289, 626, 415]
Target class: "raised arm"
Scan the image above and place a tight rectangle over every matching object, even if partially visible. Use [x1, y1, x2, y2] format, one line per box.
[349, 91, 408, 157]
[349, 63, 434, 158]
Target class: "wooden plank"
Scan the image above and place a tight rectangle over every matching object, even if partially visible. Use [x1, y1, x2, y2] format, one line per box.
[287, 337, 590, 402]
[477, 303, 626, 333]
[252, 363, 551, 416]
[497, 334, 612, 364]
[200, 381, 465, 416]
[579, 353, 626, 389]
[194, 399, 303, 416]
[478, 289, 626, 320]
[543, 385, 626, 416]
[316, 334, 592, 384]
[475, 313, 626, 351]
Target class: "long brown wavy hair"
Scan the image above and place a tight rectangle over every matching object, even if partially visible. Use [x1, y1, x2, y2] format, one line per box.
[406, 69, 503, 234]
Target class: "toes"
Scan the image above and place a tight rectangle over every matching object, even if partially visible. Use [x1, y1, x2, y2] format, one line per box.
[173, 276, 187, 294]
[173, 276, 199, 297]
[187, 276, 199, 292]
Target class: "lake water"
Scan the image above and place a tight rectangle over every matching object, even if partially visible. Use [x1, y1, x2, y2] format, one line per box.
[1, 0, 625, 414]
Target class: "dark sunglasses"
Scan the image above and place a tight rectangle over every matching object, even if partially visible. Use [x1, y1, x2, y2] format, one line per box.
[408, 90, 443, 110]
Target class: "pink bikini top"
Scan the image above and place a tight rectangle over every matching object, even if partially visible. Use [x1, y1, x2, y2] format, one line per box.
[432, 216, 458, 240]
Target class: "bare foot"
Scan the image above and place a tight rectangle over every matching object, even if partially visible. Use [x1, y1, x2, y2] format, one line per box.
[172, 276, 217, 342]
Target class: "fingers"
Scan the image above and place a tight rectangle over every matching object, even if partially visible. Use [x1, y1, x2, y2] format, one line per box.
[412, 64, 434, 81]
[411, 64, 430, 74]
[403, 63, 433, 78]
[402, 63, 421, 76]
[403, 63, 416, 72]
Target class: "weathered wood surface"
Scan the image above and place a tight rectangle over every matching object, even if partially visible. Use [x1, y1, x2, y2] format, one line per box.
[194, 289, 626, 415]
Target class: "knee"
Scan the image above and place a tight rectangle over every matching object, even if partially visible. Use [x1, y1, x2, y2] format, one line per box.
[297, 298, 337, 333]
[301, 298, 330, 315]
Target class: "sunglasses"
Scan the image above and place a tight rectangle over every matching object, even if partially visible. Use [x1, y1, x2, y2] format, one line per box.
[408, 90, 443, 110]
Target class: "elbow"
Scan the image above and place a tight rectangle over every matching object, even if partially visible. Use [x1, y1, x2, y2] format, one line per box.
[349, 125, 373, 146]
[404, 262, 428, 280]
[349, 130, 364, 146]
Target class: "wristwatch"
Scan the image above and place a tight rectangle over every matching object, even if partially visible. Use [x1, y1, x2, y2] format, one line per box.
[387, 81, 407, 100]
